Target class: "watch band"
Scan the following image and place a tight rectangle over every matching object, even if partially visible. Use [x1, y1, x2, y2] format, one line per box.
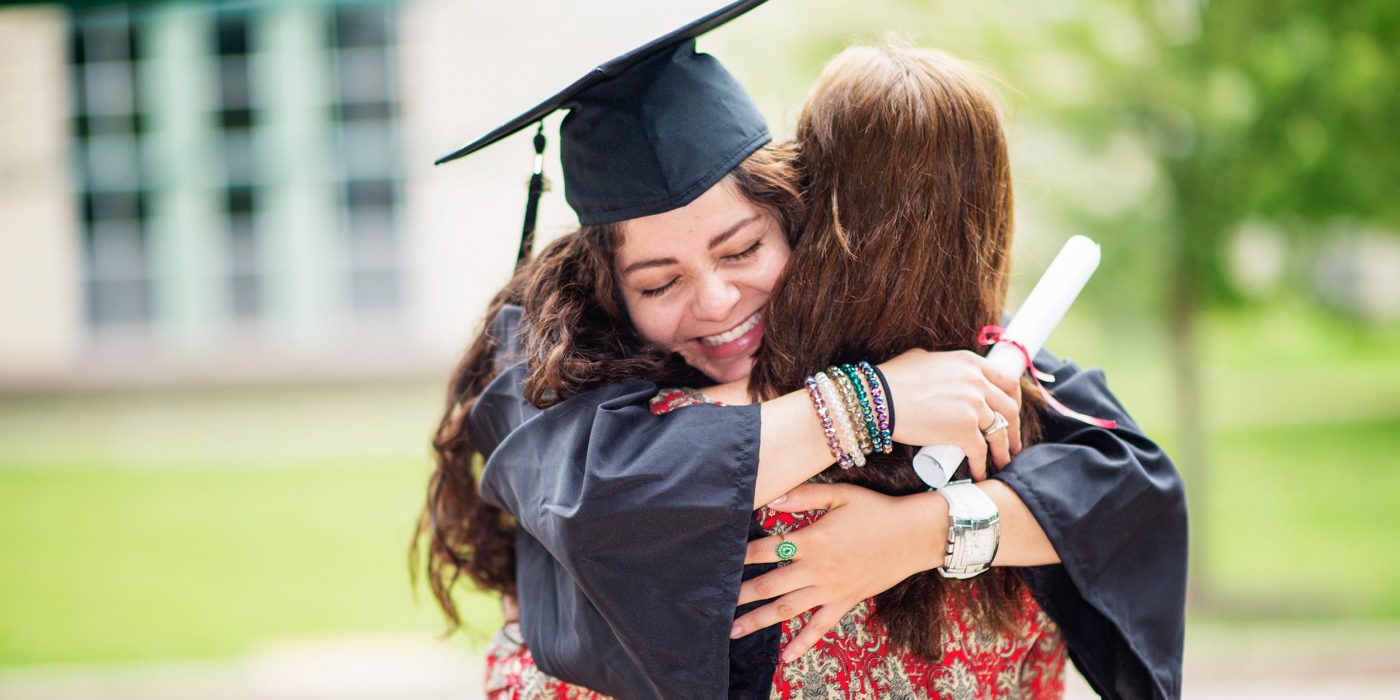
[935, 480, 1000, 579]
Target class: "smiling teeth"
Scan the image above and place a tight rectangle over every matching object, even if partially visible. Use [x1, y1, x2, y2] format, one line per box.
[701, 311, 764, 347]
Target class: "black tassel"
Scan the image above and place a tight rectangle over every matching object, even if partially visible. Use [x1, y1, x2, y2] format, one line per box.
[516, 122, 548, 270]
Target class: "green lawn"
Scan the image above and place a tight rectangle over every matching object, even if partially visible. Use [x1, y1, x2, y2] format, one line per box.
[1, 304, 1397, 667]
[1202, 417, 1400, 617]
[0, 382, 499, 668]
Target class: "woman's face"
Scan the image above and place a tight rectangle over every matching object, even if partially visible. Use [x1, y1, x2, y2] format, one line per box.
[614, 180, 791, 384]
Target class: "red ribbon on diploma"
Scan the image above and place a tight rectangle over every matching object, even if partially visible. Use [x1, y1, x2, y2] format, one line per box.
[979, 325, 1118, 430]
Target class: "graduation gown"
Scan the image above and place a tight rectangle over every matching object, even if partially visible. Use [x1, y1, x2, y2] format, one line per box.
[472, 305, 1186, 700]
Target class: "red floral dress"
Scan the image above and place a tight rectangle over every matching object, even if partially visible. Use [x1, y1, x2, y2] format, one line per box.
[483, 388, 1066, 699]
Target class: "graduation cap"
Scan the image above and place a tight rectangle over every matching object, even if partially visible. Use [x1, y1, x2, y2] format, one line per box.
[435, 0, 771, 267]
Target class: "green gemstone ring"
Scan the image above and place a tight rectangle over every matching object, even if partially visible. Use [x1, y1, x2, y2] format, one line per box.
[775, 539, 798, 562]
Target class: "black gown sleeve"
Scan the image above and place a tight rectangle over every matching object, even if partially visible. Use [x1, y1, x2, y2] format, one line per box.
[991, 350, 1188, 700]
[470, 314, 776, 699]
[469, 306, 1180, 698]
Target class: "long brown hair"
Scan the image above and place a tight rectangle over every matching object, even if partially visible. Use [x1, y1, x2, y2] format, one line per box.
[747, 41, 1044, 658]
[412, 256, 535, 627]
[414, 144, 804, 631]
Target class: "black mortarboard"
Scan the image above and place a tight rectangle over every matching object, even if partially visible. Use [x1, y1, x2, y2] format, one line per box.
[435, 0, 771, 265]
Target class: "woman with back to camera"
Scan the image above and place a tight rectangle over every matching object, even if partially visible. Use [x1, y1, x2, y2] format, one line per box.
[417, 17, 1186, 700]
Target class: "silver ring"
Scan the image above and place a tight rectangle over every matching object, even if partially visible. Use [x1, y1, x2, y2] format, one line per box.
[981, 411, 1009, 437]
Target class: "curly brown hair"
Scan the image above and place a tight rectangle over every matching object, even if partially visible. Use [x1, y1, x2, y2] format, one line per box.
[411, 260, 531, 627]
[413, 143, 804, 631]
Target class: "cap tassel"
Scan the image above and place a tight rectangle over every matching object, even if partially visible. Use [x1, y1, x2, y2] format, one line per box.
[516, 122, 549, 270]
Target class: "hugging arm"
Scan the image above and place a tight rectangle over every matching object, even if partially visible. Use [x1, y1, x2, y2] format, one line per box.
[731, 351, 1185, 699]
[474, 362, 769, 700]
[470, 306, 1039, 698]
[992, 351, 1187, 700]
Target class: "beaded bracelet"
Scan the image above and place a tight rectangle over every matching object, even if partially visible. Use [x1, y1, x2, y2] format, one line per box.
[857, 361, 893, 453]
[815, 371, 863, 468]
[870, 363, 895, 440]
[837, 363, 880, 455]
[804, 376, 852, 469]
[827, 365, 873, 456]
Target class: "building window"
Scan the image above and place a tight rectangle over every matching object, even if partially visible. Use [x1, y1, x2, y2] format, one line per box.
[329, 2, 403, 314]
[70, 7, 152, 328]
[67, 0, 410, 346]
[214, 13, 262, 320]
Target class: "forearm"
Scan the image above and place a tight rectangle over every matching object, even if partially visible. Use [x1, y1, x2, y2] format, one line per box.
[900, 482, 1060, 571]
[755, 389, 837, 507]
[981, 479, 1060, 566]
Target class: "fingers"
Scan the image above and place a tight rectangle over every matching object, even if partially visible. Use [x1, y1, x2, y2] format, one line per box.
[737, 557, 805, 604]
[979, 362, 1024, 456]
[981, 362, 1023, 410]
[963, 426, 989, 481]
[745, 532, 801, 566]
[981, 378, 1022, 455]
[763, 482, 851, 514]
[984, 416, 1012, 470]
[1008, 410, 1023, 456]
[731, 586, 824, 638]
[778, 604, 850, 662]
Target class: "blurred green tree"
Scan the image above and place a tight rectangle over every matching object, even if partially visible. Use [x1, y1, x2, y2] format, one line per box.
[1017, 0, 1400, 596]
[728, 0, 1399, 598]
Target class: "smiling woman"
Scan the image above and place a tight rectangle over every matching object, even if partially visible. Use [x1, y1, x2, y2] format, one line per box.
[616, 181, 791, 383]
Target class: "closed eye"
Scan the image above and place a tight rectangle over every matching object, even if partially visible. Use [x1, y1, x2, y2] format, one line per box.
[640, 277, 679, 298]
[640, 240, 762, 298]
[725, 240, 763, 261]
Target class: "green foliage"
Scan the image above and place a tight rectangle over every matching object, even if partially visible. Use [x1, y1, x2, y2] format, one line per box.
[717, 0, 1400, 314]
[1048, 0, 1400, 308]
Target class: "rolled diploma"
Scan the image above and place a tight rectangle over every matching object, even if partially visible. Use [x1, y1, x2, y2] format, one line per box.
[911, 235, 1102, 489]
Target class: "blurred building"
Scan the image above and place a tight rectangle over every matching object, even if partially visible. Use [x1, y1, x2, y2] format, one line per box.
[4, 0, 733, 390]
[3, 0, 425, 389]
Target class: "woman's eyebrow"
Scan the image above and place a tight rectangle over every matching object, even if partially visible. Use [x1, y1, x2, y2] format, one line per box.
[620, 215, 761, 275]
[621, 256, 678, 275]
[707, 215, 760, 250]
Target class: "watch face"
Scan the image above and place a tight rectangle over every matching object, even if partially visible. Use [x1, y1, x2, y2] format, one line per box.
[965, 529, 997, 564]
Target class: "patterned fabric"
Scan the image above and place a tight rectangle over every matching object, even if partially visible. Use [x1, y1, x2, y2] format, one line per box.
[482, 388, 1067, 699]
[649, 386, 725, 412]
[484, 622, 613, 700]
[758, 508, 1066, 700]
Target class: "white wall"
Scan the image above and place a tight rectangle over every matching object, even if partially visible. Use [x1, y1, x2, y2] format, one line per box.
[0, 6, 82, 386]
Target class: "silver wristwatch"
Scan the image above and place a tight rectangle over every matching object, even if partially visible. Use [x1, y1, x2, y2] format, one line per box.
[935, 479, 1000, 579]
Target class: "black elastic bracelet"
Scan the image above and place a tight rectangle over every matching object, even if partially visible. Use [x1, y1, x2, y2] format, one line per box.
[870, 363, 895, 440]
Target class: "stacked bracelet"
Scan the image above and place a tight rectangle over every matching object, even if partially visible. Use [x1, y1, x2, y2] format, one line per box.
[857, 361, 893, 453]
[804, 376, 851, 469]
[802, 360, 898, 468]
[828, 366, 873, 456]
[815, 371, 864, 468]
[836, 364, 880, 456]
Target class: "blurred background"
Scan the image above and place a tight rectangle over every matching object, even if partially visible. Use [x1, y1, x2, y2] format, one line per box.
[1, 0, 1397, 697]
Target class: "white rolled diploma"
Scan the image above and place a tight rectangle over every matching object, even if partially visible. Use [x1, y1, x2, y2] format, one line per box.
[911, 235, 1102, 489]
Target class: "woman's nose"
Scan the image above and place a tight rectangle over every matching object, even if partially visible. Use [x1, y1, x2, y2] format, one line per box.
[691, 273, 741, 323]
